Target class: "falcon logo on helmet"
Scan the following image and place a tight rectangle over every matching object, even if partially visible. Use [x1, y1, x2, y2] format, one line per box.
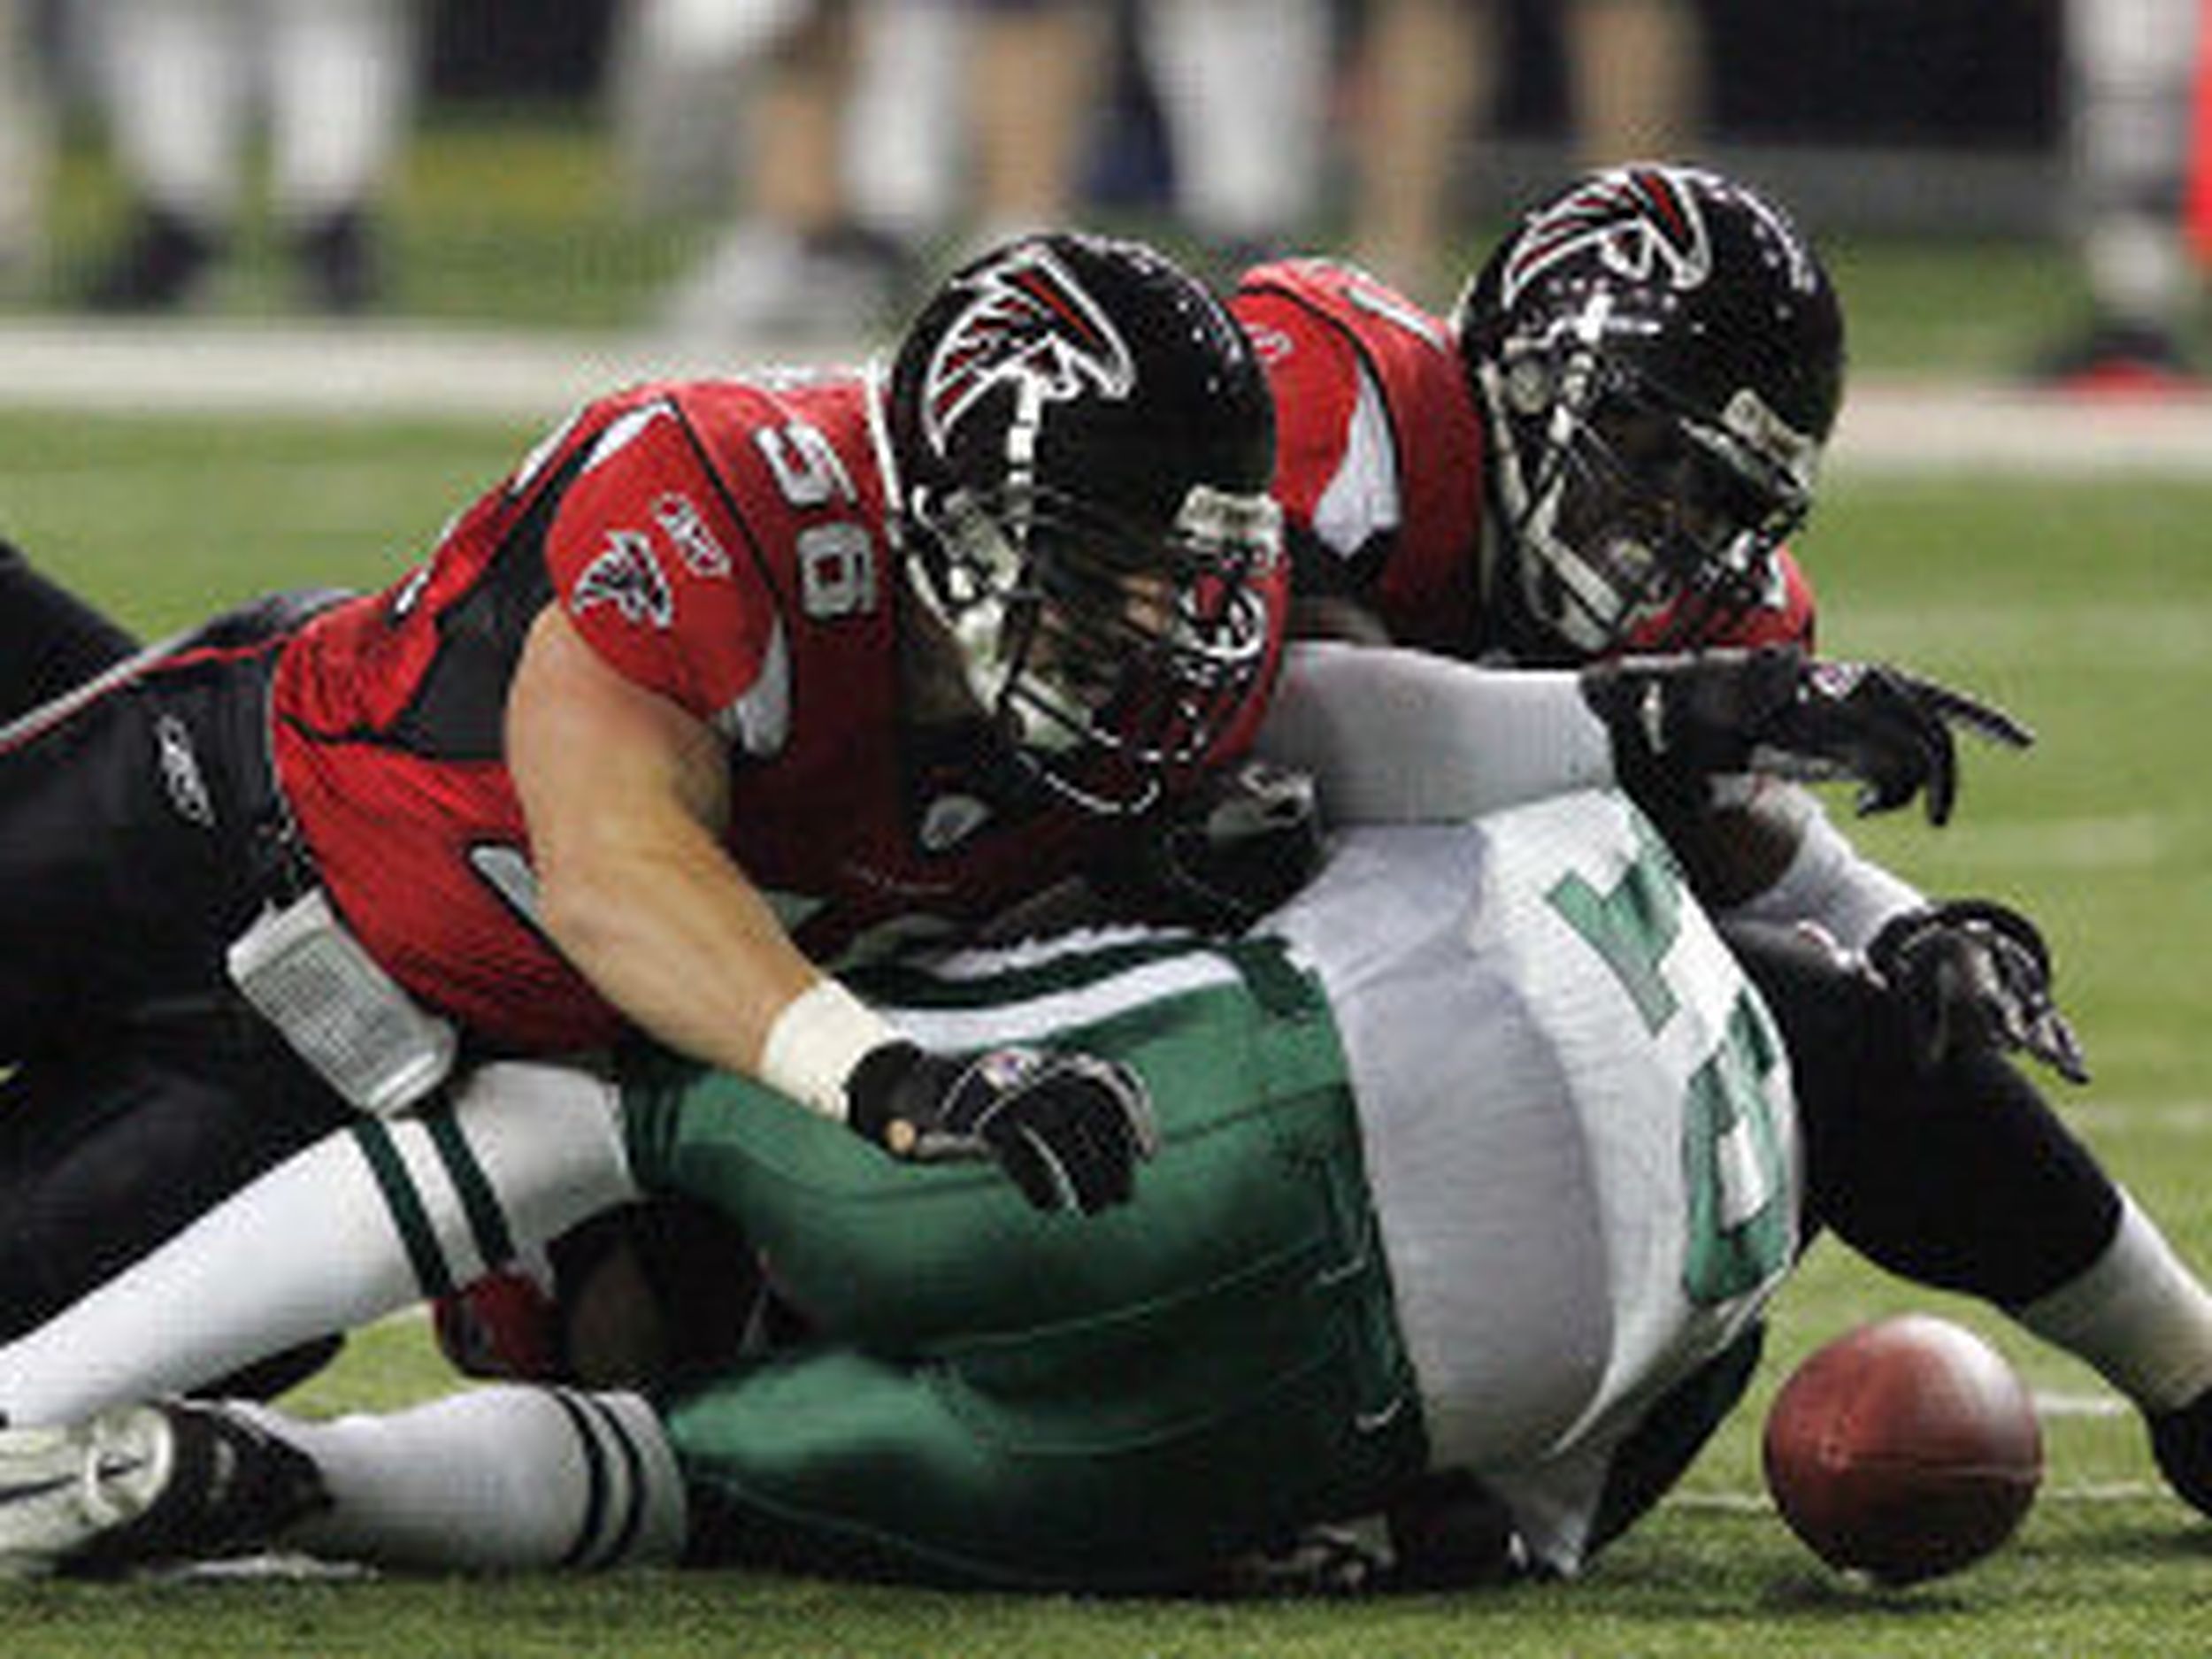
[1502, 165, 1714, 310]
[918, 243, 1137, 454]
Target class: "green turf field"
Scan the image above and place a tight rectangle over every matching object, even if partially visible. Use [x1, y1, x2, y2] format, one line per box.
[2, 409, 2208, 1657]
[3, 109, 2210, 1659]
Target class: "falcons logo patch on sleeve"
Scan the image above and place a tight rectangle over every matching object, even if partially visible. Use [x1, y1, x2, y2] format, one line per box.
[1502, 164, 1716, 308]
[572, 528, 673, 629]
[920, 242, 1137, 452]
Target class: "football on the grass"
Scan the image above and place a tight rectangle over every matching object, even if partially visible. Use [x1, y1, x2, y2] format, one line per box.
[1762, 1314, 2042, 1585]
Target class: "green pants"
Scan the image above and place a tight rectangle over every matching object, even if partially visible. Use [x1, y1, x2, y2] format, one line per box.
[621, 941, 1428, 1588]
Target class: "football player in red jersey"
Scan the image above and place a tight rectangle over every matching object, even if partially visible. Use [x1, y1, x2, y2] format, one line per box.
[1234, 163, 1993, 943]
[0, 231, 1297, 1339]
[1230, 164, 2212, 1540]
[9, 176, 2207, 1563]
[415, 167, 2099, 1405]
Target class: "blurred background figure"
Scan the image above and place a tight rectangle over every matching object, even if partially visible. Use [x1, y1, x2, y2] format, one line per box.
[1128, 0, 1333, 273]
[78, 0, 419, 314]
[641, 0, 894, 345]
[2035, 0, 2206, 388]
[648, 0, 1107, 346]
[1344, 0, 1482, 300]
[638, 0, 1715, 342]
[605, 0, 795, 216]
[1345, 0, 1706, 304]
[845, 0, 1107, 269]
[0, 0, 50, 295]
[1567, 0, 1704, 165]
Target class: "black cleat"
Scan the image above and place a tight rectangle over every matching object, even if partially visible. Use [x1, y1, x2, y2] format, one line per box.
[294, 208, 381, 316]
[80, 208, 221, 313]
[2147, 1387, 2212, 1518]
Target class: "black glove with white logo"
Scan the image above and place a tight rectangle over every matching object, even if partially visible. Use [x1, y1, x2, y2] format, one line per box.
[1866, 899, 2090, 1083]
[844, 1041, 1161, 1214]
[1580, 644, 2032, 827]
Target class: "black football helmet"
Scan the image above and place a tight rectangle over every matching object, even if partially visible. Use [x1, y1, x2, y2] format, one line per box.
[885, 231, 1284, 813]
[1454, 164, 1845, 664]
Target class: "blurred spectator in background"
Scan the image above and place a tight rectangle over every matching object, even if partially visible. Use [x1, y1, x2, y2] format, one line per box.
[644, 0, 894, 344]
[605, 0, 790, 215]
[2035, 0, 2206, 389]
[1128, 0, 1333, 273]
[641, 0, 1713, 343]
[78, 0, 419, 314]
[0, 0, 48, 294]
[649, 0, 1107, 346]
[1344, 0, 1480, 300]
[1345, 0, 1705, 304]
[843, 0, 1107, 286]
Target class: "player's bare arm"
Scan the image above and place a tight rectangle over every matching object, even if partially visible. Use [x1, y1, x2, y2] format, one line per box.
[511, 600, 1157, 1215]
[508, 604, 817, 1079]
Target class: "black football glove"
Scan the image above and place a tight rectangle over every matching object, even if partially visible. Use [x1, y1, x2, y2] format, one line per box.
[844, 1041, 1160, 1214]
[1580, 644, 2032, 827]
[1866, 900, 2090, 1083]
[1102, 759, 1325, 933]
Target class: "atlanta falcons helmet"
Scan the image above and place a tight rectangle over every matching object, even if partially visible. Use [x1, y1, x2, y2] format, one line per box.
[1454, 164, 1845, 663]
[885, 231, 1284, 812]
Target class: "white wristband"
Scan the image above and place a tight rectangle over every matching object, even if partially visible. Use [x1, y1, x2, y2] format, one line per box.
[758, 978, 900, 1121]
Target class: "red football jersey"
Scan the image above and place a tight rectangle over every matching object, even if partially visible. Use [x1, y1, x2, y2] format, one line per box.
[1233, 257, 1816, 660]
[271, 373, 1105, 1054]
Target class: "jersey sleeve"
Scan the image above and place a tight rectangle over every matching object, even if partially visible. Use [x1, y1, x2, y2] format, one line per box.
[1232, 284, 1373, 586]
[1234, 261, 1486, 656]
[541, 398, 787, 743]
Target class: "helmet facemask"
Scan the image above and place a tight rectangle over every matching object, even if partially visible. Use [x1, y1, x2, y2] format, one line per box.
[888, 231, 1286, 815]
[1479, 309, 1817, 663]
[1455, 164, 1845, 665]
[905, 430, 1281, 814]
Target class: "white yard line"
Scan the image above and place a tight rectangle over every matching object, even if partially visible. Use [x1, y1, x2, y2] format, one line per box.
[2, 320, 2211, 474]
[0, 319, 849, 423]
[1834, 381, 2212, 477]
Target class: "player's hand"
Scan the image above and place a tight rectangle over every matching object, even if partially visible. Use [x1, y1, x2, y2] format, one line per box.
[1104, 759, 1325, 933]
[844, 1041, 1161, 1214]
[1580, 644, 2032, 826]
[1866, 900, 2089, 1083]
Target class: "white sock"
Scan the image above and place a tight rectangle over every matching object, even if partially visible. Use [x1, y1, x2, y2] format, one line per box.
[1141, 0, 1328, 247]
[847, 0, 967, 243]
[2016, 1194, 2212, 1413]
[258, 1387, 687, 1571]
[0, 1063, 638, 1425]
[266, 0, 417, 224]
[2068, 0, 2200, 324]
[96, 0, 249, 225]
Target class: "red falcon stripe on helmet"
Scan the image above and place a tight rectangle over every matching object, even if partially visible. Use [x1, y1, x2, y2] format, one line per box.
[1501, 164, 1715, 309]
[919, 242, 1139, 452]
